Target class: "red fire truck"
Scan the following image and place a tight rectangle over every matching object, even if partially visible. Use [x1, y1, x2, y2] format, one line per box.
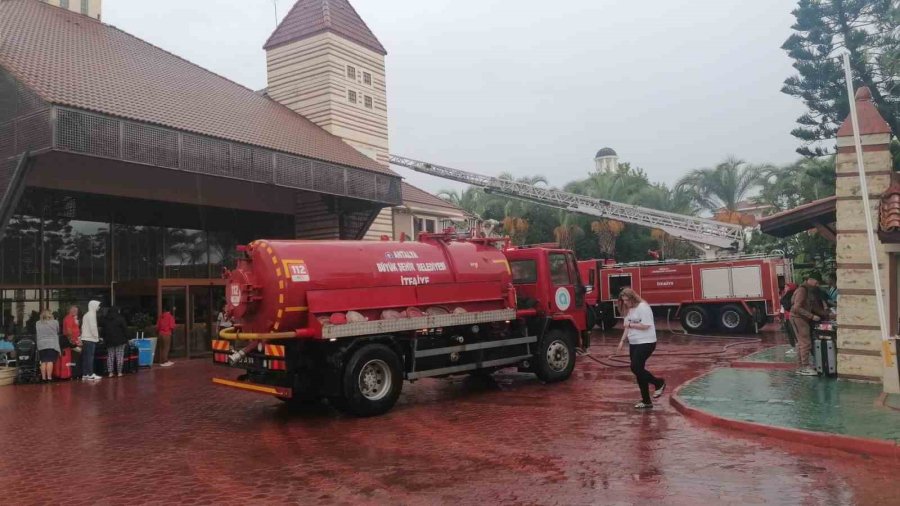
[579, 254, 792, 333]
[212, 233, 589, 416]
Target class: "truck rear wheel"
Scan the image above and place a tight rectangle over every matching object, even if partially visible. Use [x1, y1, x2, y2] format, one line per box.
[336, 344, 403, 417]
[535, 329, 575, 383]
[680, 305, 710, 333]
[718, 304, 749, 333]
[599, 303, 617, 330]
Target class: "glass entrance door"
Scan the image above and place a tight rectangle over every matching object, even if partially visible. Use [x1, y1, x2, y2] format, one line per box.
[189, 286, 214, 358]
[160, 286, 187, 359]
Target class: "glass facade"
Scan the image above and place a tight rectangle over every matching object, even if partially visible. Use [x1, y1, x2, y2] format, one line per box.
[0, 188, 294, 333]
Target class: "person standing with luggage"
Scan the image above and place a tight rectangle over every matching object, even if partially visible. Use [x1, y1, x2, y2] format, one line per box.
[781, 283, 798, 356]
[790, 276, 827, 376]
[103, 307, 128, 377]
[156, 307, 176, 367]
[617, 288, 666, 409]
[80, 300, 102, 381]
[35, 310, 60, 382]
[63, 305, 82, 378]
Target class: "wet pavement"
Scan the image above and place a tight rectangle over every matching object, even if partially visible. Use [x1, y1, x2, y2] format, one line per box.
[2, 327, 900, 505]
[678, 368, 900, 443]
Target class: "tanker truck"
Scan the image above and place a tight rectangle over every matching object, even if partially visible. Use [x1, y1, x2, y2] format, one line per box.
[212, 232, 589, 416]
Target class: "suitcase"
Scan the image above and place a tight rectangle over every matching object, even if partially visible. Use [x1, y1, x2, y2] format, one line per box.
[53, 348, 73, 380]
[94, 341, 109, 376]
[123, 343, 139, 374]
[814, 337, 837, 377]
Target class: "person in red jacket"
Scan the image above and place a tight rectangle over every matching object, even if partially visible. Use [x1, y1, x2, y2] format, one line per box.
[156, 307, 176, 367]
[63, 305, 81, 347]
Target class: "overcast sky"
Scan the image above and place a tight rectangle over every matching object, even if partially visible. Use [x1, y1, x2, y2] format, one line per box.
[104, 0, 808, 194]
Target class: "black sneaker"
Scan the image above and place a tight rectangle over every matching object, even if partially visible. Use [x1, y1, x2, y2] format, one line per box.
[653, 381, 667, 398]
[634, 401, 653, 409]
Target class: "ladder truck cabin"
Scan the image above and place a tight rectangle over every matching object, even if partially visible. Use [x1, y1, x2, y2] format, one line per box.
[388, 155, 792, 334]
[213, 234, 589, 416]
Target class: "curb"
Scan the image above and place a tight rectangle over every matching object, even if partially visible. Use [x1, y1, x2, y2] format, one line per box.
[670, 371, 900, 461]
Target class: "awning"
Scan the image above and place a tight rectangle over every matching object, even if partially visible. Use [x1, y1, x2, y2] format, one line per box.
[757, 196, 837, 241]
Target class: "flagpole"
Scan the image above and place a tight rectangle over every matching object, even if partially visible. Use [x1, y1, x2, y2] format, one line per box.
[840, 52, 894, 375]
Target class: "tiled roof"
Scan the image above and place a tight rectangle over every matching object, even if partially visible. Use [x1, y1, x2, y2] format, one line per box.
[0, 0, 392, 175]
[836, 87, 892, 137]
[264, 0, 386, 55]
[402, 183, 465, 215]
[758, 196, 836, 238]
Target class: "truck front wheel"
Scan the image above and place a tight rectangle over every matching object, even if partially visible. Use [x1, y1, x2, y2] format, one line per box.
[336, 344, 403, 417]
[535, 329, 576, 383]
[680, 305, 710, 333]
[599, 303, 618, 330]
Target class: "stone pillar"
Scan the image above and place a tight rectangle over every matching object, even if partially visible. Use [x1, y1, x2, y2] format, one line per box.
[834, 87, 899, 392]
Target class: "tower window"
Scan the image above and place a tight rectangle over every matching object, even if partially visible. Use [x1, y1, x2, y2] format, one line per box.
[347, 90, 357, 104]
[363, 72, 372, 85]
[364, 96, 373, 109]
[60, 0, 69, 8]
[346, 65, 356, 80]
[81, 0, 89, 14]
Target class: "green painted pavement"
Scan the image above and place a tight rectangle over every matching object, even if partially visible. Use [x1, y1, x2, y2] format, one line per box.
[678, 368, 900, 443]
[738, 344, 795, 364]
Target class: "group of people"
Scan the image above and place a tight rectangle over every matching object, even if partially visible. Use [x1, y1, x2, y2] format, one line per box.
[30, 301, 180, 382]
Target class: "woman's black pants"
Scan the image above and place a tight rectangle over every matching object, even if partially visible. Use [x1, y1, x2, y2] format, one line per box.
[630, 342, 663, 403]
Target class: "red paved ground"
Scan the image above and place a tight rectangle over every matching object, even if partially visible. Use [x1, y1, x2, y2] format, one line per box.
[2, 327, 899, 505]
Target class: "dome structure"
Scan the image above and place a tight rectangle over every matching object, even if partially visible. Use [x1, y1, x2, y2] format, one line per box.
[594, 147, 619, 172]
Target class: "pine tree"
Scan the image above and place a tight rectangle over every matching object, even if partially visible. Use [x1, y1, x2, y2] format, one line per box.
[782, 0, 899, 157]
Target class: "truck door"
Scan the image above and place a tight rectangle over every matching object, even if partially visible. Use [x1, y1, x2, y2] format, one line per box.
[548, 252, 585, 318]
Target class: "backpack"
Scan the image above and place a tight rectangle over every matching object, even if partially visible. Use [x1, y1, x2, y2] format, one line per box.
[780, 289, 795, 312]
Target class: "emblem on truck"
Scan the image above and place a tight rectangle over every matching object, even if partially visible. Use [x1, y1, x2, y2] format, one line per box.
[555, 287, 571, 311]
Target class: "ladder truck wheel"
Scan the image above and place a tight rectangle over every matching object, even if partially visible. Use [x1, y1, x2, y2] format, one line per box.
[599, 303, 618, 330]
[680, 305, 710, 333]
[335, 344, 403, 417]
[585, 306, 598, 329]
[535, 329, 576, 383]
[718, 304, 750, 333]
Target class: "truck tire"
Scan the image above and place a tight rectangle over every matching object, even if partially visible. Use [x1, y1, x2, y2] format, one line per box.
[585, 306, 598, 329]
[336, 344, 403, 417]
[718, 304, 749, 333]
[680, 305, 710, 333]
[599, 303, 617, 330]
[534, 329, 576, 383]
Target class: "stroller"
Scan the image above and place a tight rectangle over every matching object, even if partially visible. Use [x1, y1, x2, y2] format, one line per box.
[13, 338, 40, 384]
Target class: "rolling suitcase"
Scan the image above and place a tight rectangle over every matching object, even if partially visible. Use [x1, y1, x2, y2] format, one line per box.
[53, 348, 73, 380]
[123, 343, 139, 374]
[814, 337, 837, 377]
[94, 341, 109, 376]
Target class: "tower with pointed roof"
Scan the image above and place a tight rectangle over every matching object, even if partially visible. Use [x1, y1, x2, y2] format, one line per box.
[264, 0, 387, 165]
[265, 0, 391, 239]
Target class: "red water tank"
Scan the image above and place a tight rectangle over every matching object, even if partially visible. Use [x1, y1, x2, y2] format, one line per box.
[225, 237, 513, 334]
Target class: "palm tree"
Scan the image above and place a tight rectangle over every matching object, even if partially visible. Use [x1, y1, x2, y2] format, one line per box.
[758, 157, 835, 212]
[437, 187, 485, 216]
[675, 156, 768, 218]
[553, 210, 583, 250]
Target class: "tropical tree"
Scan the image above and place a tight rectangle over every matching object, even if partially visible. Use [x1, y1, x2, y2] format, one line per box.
[675, 157, 767, 218]
[553, 211, 584, 251]
[590, 219, 624, 256]
[437, 187, 485, 216]
[502, 216, 529, 245]
[757, 157, 836, 212]
[781, 0, 899, 157]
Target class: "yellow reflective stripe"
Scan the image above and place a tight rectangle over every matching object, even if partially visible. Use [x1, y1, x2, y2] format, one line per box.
[212, 378, 279, 395]
[284, 306, 308, 312]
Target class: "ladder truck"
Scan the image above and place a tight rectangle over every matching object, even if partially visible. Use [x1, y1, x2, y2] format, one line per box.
[388, 155, 791, 334]
[388, 155, 745, 257]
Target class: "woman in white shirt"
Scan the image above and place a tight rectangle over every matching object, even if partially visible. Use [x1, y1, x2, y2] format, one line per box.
[619, 288, 666, 409]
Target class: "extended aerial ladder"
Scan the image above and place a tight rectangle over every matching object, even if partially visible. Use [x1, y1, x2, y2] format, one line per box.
[388, 155, 745, 258]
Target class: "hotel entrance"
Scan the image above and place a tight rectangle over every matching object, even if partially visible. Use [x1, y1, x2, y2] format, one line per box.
[116, 279, 226, 360]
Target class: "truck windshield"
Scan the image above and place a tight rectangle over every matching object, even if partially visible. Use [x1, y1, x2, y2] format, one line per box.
[510, 260, 537, 284]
